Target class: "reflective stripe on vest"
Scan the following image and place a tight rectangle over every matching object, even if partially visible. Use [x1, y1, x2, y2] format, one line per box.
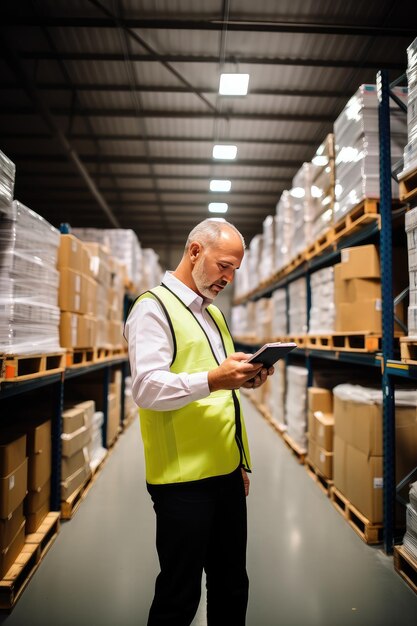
[132, 284, 251, 485]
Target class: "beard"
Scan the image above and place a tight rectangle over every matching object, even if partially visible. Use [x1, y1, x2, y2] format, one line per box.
[192, 259, 226, 299]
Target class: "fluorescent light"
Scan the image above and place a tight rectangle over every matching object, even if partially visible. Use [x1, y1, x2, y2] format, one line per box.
[208, 202, 228, 213]
[219, 73, 250, 96]
[212, 144, 237, 160]
[210, 179, 231, 192]
[312, 155, 328, 167]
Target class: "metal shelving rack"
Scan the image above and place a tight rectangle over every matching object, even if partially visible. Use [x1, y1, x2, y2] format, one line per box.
[0, 356, 128, 513]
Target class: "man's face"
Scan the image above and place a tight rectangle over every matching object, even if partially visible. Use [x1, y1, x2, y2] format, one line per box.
[191, 231, 244, 299]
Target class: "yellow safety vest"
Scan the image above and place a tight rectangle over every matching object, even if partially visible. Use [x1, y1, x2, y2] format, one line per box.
[131, 284, 251, 485]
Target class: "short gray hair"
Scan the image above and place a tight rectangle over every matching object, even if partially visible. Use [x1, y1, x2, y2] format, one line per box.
[184, 219, 245, 253]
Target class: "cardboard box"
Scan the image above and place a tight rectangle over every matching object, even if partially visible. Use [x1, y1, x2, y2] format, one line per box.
[59, 268, 83, 314]
[0, 503, 24, 551]
[333, 435, 347, 495]
[61, 448, 90, 482]
[58, 234, 84, 273]
[0, 520, 25, 579]
[345, 278, 381, 302]
[108, 320, 124, 347]
[25, 479, 50, 514]
[28, 448, 51, 492]
[309, 411, 334, 451]
[346, 446, 383, 523]
[25, 500, 49, 534]
[61, 464, 91, 501]
[60, 312, 97, 349]
[61, 426, 91, 458]
[26, 420, 51, 456]
[336, 299, 405, 333]
[308, 387, 333, 413]
[396, 407, 417, 481]
[340, 244, 380, 280]
[308, 438, 333, 479]
[84, 243, 111, 287]
[333, 263, 348, 306]
[82, 275, 98, 316]
[62, 401, 95, 434]
[106, 393, 120, 447]
[0, 434, 27, 477]
[334, 395, 382, 455]
[0, 458, 28, 519]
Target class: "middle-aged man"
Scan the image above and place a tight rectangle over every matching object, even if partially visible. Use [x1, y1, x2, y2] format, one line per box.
[125, 218, 274, 626]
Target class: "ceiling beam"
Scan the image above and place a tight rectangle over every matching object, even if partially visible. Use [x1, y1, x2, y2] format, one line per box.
[0, 82, 354, 99]
[17, 186, 283, 196]
[19, 51, 406, 70]
[0, 131, 320, 147]
[15, 172, 292, 182]
[0, 106, 335, 123]
[12, 153, 304, 168]
[37, 200, 276, 210]
[4, 16, 415, 37]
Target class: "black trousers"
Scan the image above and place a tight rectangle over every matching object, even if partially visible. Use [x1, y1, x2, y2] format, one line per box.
[146, 467, 249, 626]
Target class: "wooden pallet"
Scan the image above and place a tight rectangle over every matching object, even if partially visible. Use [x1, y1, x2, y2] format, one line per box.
[61, 454, 110, 520]
[305, 228, 335, 260]
[307, 332, 388, 353]
[269, 335, 308, 349]
[398, 165, 417, 203]
[330, 486, 383, 544]
[400, 337, 417, 365]
[282, 433, 307, 464]
[305, 458, 333, 497]
[393, 545, 417, 595]
[333, 198, 381, 240]
[0, 513, 60, 610]
[0, 352, 65, 382]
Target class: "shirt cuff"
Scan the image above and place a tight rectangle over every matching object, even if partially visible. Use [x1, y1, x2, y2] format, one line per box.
[188, 371, 211, 401]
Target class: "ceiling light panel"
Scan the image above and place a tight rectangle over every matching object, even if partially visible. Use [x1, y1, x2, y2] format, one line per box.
[208, 202, 228, 213]
[210, 179, 232, 192]
[219, 73, 250, 96]
[212, 145, 238, 160]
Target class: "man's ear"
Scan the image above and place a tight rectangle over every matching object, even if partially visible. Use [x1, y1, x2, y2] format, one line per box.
[189, 242, 201, 264]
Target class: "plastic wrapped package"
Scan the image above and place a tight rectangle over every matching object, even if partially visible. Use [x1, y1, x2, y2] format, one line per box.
[275, 191, 294, 273]
[255, 298, 273, 342]
[405, 207, 417, 336]
[0, 201, 61, 354]
[0, 150, 15, 211]
[285, 365, 308, 450]
[310, 134, 335, 238]
[247, 234, 262, 292]
[271, 288, 287, 337]
[231, 305, 249, 339]
[140, 248, 163, 292]
[291, 163, 314, 257]
[410, 481, 417, 511]
[233, 253, 250, 299]
[334, 84, 408, 223]
[288, 277, 308, 335]
[88, 411, 107, 473]
[259, 215, 275, 284]
[309, 266, 335, 334]
[268, 360, 286, 431]
[401, 37, 417, 172]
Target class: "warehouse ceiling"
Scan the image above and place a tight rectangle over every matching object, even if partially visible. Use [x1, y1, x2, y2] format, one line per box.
[0, 0, 415, 264]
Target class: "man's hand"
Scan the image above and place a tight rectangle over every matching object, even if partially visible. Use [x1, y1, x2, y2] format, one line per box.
[241, 468, 250, 497]
[242, 364, 274, 389]
[208, 352, 264, 392]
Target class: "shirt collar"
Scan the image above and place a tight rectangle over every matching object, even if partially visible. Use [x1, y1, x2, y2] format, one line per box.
[162, 271, 213, 310]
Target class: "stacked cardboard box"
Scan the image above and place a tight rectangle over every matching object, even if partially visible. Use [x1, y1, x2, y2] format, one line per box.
[84, 242, 112, 347]
[0, 433, 27, 579]
[310, 134, 335, 240]
[25, 420, 51, 533]
[333, 385, 417, 523]
[58, 234, 98, 349]
[307, 388, 334, 479]
[334, 84, 407, 223]
[334, 244, 405, 333]
[309, 267, 335, 334]
[61, 401, 93, 501]
[285, 365, 308, 450]
[288, 277, 308, 335]
[0, 201, 61, 355]
[275, 191, 294, 273]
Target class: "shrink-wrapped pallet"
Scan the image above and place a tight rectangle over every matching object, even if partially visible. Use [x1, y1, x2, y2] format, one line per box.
[291, 163, 314, 256]
[0, 149, 15, 211]
[275, 191, 294, 273]
[247, 234, 263, 292]
[310, 134, 335, 240]
[0, 201, 61, 354]
[259, 215, 275, 284]
[285, 365, 308, 450]
[267, 360, 286, 431]
[402, 38, 417, 172]
[405, 207, 417, 336]
[334, 84, 407, 223]
[140, 248, 163, 292]
[309, 266, 336, 334]
[233, 253, 250, 300]
[288, 277, 308, 335]
[271, 289, 287, 337]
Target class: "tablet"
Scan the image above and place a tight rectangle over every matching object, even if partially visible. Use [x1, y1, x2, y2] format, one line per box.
[246, 342, 297, 368]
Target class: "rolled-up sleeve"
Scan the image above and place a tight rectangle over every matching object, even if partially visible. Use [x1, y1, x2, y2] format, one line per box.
[125, 299, 211, 411]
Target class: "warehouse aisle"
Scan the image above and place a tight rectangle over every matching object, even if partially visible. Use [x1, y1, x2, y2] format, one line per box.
[1, 396, 417, 626]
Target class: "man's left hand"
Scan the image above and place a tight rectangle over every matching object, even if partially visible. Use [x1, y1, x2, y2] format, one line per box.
[242, 365, 274, 389]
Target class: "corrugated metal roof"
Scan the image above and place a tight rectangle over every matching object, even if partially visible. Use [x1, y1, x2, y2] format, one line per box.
[0, 0, 413, 249]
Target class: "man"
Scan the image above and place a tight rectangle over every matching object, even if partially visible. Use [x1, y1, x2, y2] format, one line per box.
[125, 219, 273, 626]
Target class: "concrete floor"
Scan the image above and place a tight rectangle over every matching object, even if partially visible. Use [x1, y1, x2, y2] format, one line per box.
[1, 396, 417, 625]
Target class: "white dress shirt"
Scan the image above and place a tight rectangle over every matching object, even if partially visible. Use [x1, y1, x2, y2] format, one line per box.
[125, 271, 226, 411]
